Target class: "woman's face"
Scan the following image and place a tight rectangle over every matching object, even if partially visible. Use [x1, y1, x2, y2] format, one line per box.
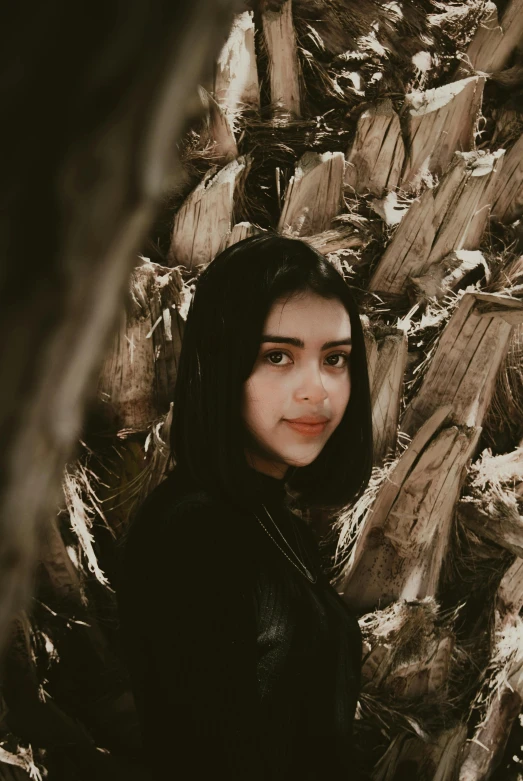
[242, 290, 352, 479]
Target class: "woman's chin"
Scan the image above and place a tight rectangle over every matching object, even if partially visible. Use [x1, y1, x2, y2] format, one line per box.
[281, 449, 322, 468]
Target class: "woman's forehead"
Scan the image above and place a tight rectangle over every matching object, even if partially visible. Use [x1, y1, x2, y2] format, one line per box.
[263, 292, 351, 338]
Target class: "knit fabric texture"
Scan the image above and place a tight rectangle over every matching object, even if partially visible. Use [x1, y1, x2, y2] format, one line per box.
[116, 466, 362, 780]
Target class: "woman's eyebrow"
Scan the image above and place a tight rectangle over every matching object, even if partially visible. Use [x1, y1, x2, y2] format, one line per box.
[261, 335, 352, 349]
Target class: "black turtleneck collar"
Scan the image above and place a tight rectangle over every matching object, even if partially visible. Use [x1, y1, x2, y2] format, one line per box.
[165, 462, 295, 510]
[247, 465, 287, 504]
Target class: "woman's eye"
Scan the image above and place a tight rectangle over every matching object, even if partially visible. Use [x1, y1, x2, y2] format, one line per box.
[265, 351, 290, 365]
[326, 352, 350, 367]
[264, 351, 350, 367]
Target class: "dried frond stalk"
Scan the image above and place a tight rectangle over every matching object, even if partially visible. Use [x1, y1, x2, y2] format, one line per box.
[345, 100, 405, 197]
[261, 0, 302, 119]
[219, 221, 262, 250]
[491, 133, 523, 224]
[401, 292, 523, 438]
[340, 409, 481, 612]
[374, 724, 467, 781]
[370, 328, 408, 465]
[214, 11, 259, 120]
[400, 77, 485, 191]
[459, 0, 523, 75]
[370, 150, 505, 297]
[96, 259, 184, 433]
[169, 155, 251, 270]
[278, 151, 345, 236]
[62, 465, 109, 587]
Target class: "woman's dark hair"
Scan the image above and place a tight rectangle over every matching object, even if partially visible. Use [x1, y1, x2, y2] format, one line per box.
[170, 234, 373, 513]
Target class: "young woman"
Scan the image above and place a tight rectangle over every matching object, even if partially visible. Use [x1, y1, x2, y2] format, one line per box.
[117, 234, 373, 780]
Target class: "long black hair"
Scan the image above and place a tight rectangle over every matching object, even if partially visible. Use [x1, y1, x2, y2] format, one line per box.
[170, 234, 373, 513]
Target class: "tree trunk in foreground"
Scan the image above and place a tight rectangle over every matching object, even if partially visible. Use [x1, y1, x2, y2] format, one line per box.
[0, 1, 240, 777]
[8, 0, 523, 779]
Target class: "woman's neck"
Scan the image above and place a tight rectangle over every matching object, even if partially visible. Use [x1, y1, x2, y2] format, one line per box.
[244, 450, 288, 480]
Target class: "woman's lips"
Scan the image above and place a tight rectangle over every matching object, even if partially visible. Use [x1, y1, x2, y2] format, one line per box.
[284, 420, 328, 436]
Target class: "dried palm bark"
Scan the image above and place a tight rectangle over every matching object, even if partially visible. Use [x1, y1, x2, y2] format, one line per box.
[370, 151, 505, 297]
[278, 151, 345, 236]
[95, 260, 184, 434]
[23, 0, 523, 778]
[345, 100, 405, 197]
[360, 599, 455, 700]
[0, 740, 43, 781]
[400, 77, 485, 192]
[459, 448, 523, 559]
[459, 573, 523, 781]
[401, 293, 523, 438]
[261, 0, 301, 118]
[408, 250, 489, 304]
[459, 0, 523, 76]
[214, 10, 260, 117]
[491, 133, 523, 225]
[198, 88, 238, 165]
[374, 725, 468, 781]
[169, 156, 251, 269]
[220, 221, 262, 249]
[339, 408, 481, 613]
[365, 327, 408, 466]
[302, 226, 365, 256]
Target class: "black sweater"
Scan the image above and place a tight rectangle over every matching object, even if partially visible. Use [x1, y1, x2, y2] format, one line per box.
[116, 466, 362, 780]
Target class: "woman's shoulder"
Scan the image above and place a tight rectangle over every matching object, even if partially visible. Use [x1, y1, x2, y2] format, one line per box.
[124, 472, 249, 558]
[117, 476, 257, 615]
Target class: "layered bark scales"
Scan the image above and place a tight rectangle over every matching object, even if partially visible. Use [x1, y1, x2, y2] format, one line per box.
[461, 0, 523, 75]
[401, 293, 523, 437]
[345, 100, 405, 196]
[365, 326, 408, 465]
[15, 0, 523, 779]
[169, 156, 250, 269]
[370, 151, 505, 297]
[261, 0, 301, 118]
[278, 151, 345, 236]
[96, 261, 184, 433]
[214, 11, 260, 116]
[340, 408, 481, 613]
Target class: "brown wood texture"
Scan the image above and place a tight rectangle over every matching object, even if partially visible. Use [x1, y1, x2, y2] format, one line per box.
[278, 151, 345, 236]
[401, 293, 523, 438]
[302, 226, 364, 255]
[400, 77, 485, 191]
[368, 328, 408, 465]
[409, 249, 489, 302]
[492, 133, 523, 224]
[459, 448, 523, 559]
[345, 100, 405, 196]
[460, 501, 523, 559]
[199, 88, 239, 165]
[220, 221, 262, 249]
[370, 150, 505, 296]
[458, 550, 523, 779]
[361, 601, 454, 699]
[261, 0, 301, 118]
[460, 601, 523, 780]
[374, 726, 468, 781]
[340, 409, 481, 613]
[461, 0, 523, 75]
[169, 156, 250, 269]
[214, 10, 260, 116]
[95, 261, 184, 433]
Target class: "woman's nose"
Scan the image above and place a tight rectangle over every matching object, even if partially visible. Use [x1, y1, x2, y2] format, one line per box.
[295, 365, 328, 403]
